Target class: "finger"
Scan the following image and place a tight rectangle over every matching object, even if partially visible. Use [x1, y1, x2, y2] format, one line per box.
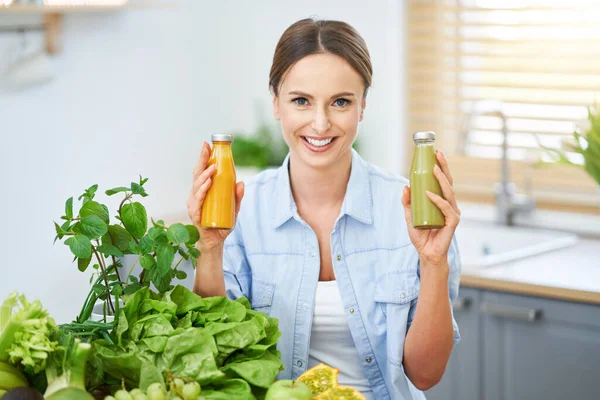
[192, 164, 216, 194]
[426, 190, 460, 228]
[436, 150, 454, 187]
[401, 186, 413, 228]
[194, 177, 212, 208]
[234, 181, 245, 218]
[433, 164, 460, 216]
[193, 142, 212, 180]
[402, 185, 411, 207]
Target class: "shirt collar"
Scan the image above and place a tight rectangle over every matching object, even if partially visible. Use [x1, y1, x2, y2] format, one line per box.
[272, 149, 373, 229]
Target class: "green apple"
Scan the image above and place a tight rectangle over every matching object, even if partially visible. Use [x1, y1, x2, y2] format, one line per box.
[265, 380, 313, 400]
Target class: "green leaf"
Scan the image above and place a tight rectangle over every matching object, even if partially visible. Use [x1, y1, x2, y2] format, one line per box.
[140, 255, 156, 270]
[65, 235, 92, 258]
[97, 243, 124, 257]
[148, 226, 164, 240]
[177, 247, 189, 260]
[104, 225, 133, 252]
[54, 221, 67, 242]
[105, 186, 130, 196]
[166, 223, 190, 245]
[123, 283, 143, 295]
[80, 215, 108, 239]
[78, 257, 91, 272]
[92, 284, 105, 295]
[111, 285, 123, 296]
[175, 270, 187, 280]
[79, 184, 99, 201]
[139, 235, 155, 254]
[156, 243, 175, 278]
[131, 182, 147, 196]
[185, 225, 200, 244]
[65, 197, 73, 220]
[139, 175, 149, 186]
[189, 247, 200, 259]
[128, 240, 142, 255]
[121, 202, 148, 239]
[80, 200, 110, 224]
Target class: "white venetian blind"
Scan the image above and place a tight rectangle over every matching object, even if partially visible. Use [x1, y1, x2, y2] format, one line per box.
[408, 0, 600, 211]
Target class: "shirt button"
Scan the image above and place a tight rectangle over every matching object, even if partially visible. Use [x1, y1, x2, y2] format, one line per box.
[399, 292, 406, 301]
[349, 308, 355, 314]
[297, 360, 303, 367]
[336, 255, 342, 261]
[301, 303, 308, 310]
[365, 356, 373, 363]
[310, 252, 316, 257]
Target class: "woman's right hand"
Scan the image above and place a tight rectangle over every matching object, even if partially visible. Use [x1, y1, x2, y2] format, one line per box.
[187, 141, 245, 252]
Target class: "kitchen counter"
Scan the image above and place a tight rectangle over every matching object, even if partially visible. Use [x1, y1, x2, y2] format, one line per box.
[460, 238, 600, 305]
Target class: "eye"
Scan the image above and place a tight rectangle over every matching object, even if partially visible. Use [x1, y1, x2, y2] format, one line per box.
[292, 97, 309, 106]
[334, 98, 351, 107]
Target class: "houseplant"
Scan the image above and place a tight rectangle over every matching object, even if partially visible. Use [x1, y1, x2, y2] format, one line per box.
[53, 176, 200, 323]
[538, 105, 600, 187]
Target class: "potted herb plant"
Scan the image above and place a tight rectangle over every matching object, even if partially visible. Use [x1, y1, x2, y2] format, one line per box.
[53, 176, 200, 323]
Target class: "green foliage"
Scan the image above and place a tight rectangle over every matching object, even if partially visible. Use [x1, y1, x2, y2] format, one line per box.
[53, 176, 201, 324]
[538, 105, 600, 186]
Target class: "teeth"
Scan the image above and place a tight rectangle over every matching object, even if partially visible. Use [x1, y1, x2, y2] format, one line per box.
[305, 137, 333, 147]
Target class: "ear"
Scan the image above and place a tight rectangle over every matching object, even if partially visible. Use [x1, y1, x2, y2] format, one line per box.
[359, 97, 366, 122]
[271, 86, 281, 121]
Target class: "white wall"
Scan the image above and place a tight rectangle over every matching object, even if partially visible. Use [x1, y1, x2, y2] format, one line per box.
[0, 0, 406, 323]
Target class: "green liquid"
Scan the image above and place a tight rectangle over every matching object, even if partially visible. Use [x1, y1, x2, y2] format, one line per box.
[410, 141, 445, 229]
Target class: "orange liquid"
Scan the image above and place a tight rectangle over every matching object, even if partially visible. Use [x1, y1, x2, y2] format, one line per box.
[201, 142, 236, 229]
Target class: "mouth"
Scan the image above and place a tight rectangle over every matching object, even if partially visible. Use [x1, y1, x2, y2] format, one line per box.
[301, 136, 337, 152]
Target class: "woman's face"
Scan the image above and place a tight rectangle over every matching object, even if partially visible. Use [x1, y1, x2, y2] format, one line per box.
[272, 53, 366, 171]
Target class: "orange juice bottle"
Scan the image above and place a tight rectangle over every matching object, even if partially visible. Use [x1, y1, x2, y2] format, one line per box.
[201, 134, 236, 229]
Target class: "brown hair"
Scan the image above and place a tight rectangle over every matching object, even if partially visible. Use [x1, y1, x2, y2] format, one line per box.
[269, 18, 373, 97]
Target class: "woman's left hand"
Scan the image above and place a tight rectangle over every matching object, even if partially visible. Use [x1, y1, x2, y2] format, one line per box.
[401, 150, 461, 266]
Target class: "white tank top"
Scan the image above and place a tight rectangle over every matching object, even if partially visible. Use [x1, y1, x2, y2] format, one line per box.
[308, 280, 374, 400]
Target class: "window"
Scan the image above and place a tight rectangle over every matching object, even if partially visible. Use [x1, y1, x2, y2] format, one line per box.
[408, 0, 600, 211]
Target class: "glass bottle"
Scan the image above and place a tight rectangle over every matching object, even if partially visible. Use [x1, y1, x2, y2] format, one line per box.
[201, 134, 236, 229]
[410, 131, 445, 229]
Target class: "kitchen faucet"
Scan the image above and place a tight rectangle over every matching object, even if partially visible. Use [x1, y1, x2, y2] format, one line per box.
[458, 100, 536, 226]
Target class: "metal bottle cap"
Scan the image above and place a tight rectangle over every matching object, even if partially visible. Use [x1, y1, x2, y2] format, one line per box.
[413, 131, 436, 141]
[211, 134, 233, 142]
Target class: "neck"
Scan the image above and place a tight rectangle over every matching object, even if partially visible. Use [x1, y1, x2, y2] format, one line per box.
[288, 150, 353, 210]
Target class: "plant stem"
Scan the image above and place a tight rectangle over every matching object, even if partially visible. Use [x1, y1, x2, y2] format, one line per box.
[92, 246, 114, 315]
[173, 256, 184, 271]
[125, 256, 141, 287]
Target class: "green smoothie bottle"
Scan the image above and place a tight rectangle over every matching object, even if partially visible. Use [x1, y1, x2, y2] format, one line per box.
[410, 131, 445, 229]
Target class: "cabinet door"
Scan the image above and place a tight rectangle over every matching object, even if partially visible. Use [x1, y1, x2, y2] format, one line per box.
[481, 291, 600, 400]
[426, 287, 481, 400]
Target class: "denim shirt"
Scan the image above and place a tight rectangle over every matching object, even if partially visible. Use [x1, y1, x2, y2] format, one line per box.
[222, 150, 461, 400]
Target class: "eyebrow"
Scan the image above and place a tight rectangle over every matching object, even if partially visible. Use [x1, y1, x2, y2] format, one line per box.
[287, 90, 356, 99]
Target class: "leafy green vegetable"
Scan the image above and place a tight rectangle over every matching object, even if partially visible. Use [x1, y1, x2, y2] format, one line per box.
[0, 292, 58, 374]
[94, 286, 284, 398]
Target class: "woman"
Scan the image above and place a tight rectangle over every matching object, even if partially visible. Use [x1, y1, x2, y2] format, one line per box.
[187, 18, 461, 400]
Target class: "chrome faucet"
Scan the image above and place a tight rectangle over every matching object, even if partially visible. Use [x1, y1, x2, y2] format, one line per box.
[458, 100, 536, 226]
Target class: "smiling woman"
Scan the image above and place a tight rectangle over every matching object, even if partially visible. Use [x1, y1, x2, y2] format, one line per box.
[188, 17, 462, 400]
[269, 19, 371, 171]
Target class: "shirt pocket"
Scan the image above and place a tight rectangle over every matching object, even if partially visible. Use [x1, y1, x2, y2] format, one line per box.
[250, 276, 276, 316]
[374, 270, 420, 366]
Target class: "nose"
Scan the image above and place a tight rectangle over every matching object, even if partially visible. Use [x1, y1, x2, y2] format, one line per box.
[311, 108, 331, 135]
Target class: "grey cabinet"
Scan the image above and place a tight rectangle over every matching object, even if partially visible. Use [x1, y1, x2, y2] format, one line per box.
[426, 287, 481, 400]
[426, 288, 600, 400]
[481, 291, 600, 400]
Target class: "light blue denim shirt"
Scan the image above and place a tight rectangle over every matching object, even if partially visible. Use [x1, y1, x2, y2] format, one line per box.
[222, 149, 461, 400]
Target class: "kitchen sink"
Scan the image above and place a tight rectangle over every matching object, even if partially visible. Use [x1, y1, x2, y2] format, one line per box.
[455, 220, 579, 269]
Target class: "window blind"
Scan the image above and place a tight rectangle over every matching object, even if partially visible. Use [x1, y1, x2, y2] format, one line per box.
[408, 0, 600, 211]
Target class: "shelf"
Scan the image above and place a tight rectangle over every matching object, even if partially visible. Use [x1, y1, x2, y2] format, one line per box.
[0, 5, 126, 14]
[0, 1, 168, 14]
